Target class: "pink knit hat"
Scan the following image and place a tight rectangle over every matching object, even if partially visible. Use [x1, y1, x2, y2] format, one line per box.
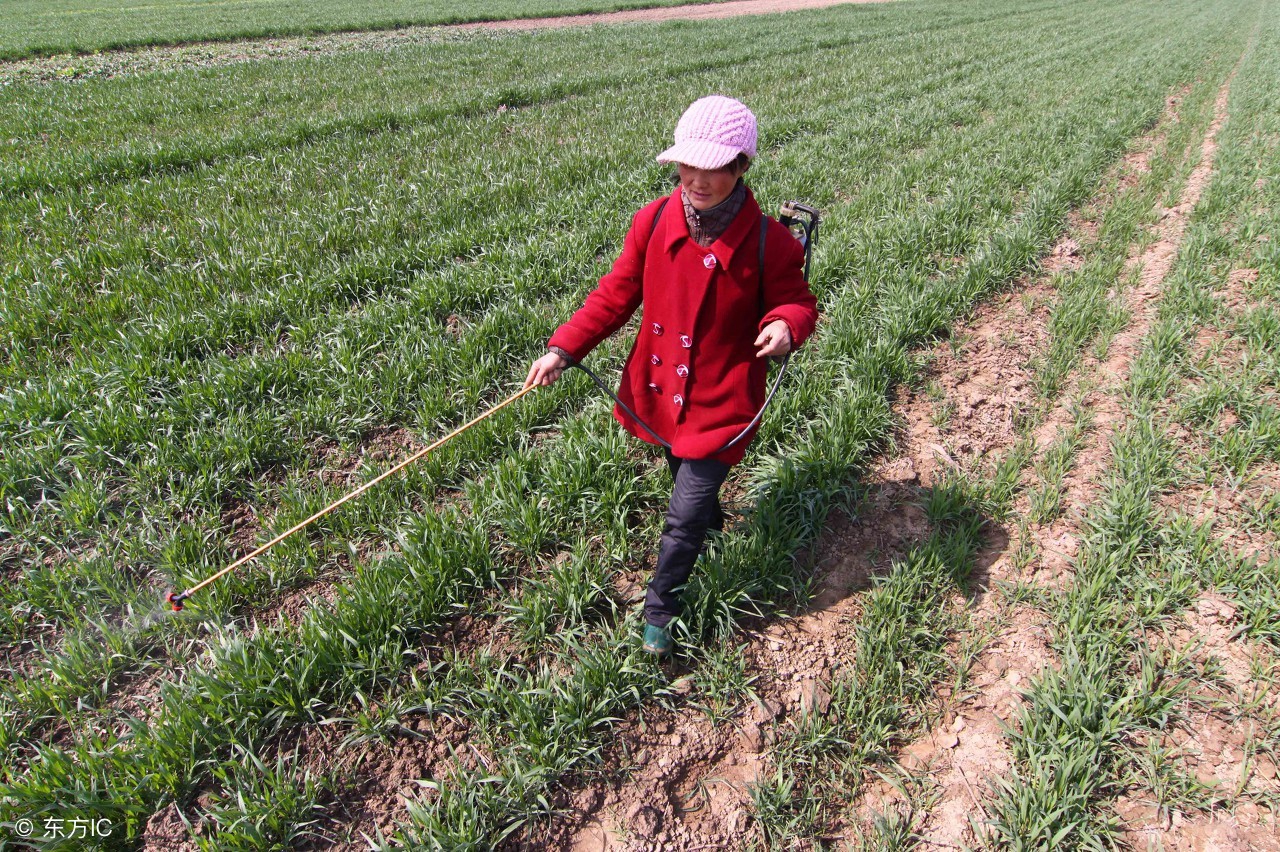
[656, 95, 757, 170]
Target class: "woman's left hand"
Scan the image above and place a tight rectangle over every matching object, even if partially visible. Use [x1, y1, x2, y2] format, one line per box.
[754, 320, 792, 358]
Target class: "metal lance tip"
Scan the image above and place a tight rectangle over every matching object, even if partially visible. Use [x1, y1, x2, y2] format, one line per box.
[165, 590, 186, 612]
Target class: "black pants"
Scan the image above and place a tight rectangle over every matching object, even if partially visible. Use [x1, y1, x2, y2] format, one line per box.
[644, 451, 731, 627]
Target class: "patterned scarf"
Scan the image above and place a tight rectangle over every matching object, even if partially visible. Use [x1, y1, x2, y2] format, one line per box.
[682, 180, 747, 248]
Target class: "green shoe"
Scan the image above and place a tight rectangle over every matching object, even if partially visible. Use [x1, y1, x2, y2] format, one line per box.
[642, 623, 673, 656]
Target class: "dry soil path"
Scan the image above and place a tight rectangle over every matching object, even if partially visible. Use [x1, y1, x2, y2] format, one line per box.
[455, 0, 889, 30]
[885, 41, 1278, 851]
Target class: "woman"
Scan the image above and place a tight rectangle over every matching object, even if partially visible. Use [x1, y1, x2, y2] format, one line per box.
[525, 95, 819, 655]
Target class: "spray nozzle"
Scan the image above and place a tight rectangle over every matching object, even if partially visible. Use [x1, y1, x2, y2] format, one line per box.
[165, 590, 187, 612]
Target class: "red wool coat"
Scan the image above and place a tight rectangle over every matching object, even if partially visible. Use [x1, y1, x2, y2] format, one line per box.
[549, 186, 819, 465]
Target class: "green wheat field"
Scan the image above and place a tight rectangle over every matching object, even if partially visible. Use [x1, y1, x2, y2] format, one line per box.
[1, 0, 1277, 848]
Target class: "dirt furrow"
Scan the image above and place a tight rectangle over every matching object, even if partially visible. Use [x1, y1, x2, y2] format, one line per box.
[1115, 38, 1279, 841]
[852, 258, 1071, 846]
[857, 65, 1246, 844]
[1087, 66, 1238, 434]
[1113, 591, 1280, 850]
[1022, 89, 1188, 587]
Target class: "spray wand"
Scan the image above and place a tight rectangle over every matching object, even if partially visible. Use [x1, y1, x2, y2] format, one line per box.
[165, 384, 536, 611]
[166, 204, 817, 611]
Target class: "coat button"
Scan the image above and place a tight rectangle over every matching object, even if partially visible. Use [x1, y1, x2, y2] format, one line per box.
[648, 382, 661, 393]
[679, 334, 692, 349]
[652, 323, 664, 336]
[673, 394, 684, 407]
[676, 364, 689, 378]
[703, 254, 717, 269]
[650, 354, 661, 365]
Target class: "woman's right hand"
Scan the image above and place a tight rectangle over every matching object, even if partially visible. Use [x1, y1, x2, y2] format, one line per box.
[524, 351, 571, 389]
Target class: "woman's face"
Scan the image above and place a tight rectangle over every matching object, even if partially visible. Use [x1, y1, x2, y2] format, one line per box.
[678, 160, 747, 211]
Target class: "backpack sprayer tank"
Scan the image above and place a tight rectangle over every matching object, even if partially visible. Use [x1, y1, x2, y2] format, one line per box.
[779, 200, 820, 282]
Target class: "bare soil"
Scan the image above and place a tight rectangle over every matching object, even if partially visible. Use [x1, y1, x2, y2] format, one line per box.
[320, 716, 485, 847]
[911, 66, 1266, 850]
[852, 267, 1070, 847]
[1117, 593, 1280, 850]
[220, 498, 263, 559]
[140, 802, 201, 852]
[455, 0, 888, 30]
